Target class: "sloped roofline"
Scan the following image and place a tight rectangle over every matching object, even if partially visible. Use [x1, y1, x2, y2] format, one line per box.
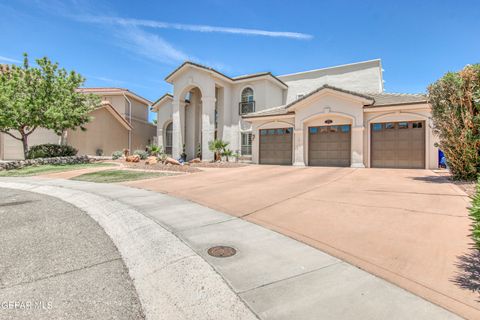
[97, 101, 132, 131]
[151, 93, 173, 112]
[164, 61, 288, 88]
[78, 87, 152, 105]
[286, 84, 375, 110]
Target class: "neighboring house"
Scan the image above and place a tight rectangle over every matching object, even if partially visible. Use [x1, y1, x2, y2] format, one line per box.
[153, 59, 437, 169]
[74, 88, 156, 155]
[0, 87, 156, 160]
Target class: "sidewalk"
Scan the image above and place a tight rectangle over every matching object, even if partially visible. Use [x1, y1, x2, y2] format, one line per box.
[0, 177, 461, 320]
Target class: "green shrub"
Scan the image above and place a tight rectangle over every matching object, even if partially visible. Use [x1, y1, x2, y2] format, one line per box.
[133, 150, 148, 160]
[147, 144, 162, 156]
[27, 144, 78, 159]
[470, 179, 480, 248]
[428, 64, 480, 180]
[112, 151, 123, 160]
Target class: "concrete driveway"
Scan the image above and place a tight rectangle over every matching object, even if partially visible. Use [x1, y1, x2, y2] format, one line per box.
[125, 165, 478, 319]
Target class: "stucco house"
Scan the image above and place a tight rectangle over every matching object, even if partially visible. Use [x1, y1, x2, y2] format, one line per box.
[153, 59, 437, 169]
[0, 88, 156, 160]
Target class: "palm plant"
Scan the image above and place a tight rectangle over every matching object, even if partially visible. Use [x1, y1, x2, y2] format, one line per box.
[222, 148, 234, 162]
[208, 139, 229, 161]
[147, 144, 162, 157]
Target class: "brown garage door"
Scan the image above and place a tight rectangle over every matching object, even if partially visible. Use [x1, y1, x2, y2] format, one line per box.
[259, 128, 293, 165]
[371, 121, 425, 169]
[308, 125, 351, 167]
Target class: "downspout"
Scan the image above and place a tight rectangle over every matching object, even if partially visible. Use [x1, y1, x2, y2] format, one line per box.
[123, 92, 132, 152]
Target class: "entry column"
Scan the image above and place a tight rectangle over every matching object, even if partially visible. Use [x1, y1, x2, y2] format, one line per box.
[351, 126, 365, 168]
[293, 128, 306, 166]
[172, 99, 185, 159]
[201, 96, 216, 161]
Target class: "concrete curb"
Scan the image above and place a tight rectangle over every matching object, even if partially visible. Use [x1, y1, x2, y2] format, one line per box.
[0, 180, 257, 320]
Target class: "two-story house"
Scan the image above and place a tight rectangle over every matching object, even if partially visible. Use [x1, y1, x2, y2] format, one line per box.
[153, 59, 437, 169]
[0, 87, 156, 159]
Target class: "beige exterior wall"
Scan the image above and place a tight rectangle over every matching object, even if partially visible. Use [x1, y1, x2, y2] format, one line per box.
[0, 129, 59, 160]
[103, 95, 127, 116]
[278, 60, 383, 103]
[130, 119, 157, 151]
[67, 107, 129, 156]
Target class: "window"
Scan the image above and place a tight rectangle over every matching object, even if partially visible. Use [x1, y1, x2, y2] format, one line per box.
[398, 122, 408, 129]
[341, 125, 350, 133]
[309, 127, 318, 134]
[241, 133, 252, 155]
[239, 87, 255, 114]
[372, 123, 383, 131]
[165, 122, 173, 155]
[412, 122, 423, 128]
[268, 129, 275, 135]
[385, 122, 395, 129]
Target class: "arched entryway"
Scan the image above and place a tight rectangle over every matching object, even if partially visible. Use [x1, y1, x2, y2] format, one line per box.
[164, 122, 173, 155]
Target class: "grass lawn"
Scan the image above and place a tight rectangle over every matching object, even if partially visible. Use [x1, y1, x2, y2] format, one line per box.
[0, 162, 117, 177]
[71, 169, 173, 183]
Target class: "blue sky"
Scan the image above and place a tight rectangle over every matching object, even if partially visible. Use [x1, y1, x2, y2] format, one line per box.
[1, 0, 479, 122]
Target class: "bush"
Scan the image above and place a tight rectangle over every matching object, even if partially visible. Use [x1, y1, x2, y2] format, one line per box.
[133, 150, 148, 160]
[470, 180, 480, 248]
[27, 144, 78, 159]
[112, 151, 123, 160]
[428, 64, 480, 180]
[147, 144, 162, 156]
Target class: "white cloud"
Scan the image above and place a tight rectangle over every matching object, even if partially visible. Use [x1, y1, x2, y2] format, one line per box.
[79, 15, 313, 40]
[0, 55, 21, 63]
[115, 26, 191, 64]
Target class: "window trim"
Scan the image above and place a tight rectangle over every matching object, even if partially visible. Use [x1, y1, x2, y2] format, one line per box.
[239, 87, 255, 115]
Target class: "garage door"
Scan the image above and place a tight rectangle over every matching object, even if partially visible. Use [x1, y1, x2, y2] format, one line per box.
[308, 125, 351, 167]
[259, 128, 293, 165]
[371, 121, 425, 169]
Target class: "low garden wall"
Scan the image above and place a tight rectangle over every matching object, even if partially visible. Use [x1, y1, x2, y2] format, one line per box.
[0, 155, 93, 171]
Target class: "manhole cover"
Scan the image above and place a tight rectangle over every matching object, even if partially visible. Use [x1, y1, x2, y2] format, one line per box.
[207, 246, 237, 258]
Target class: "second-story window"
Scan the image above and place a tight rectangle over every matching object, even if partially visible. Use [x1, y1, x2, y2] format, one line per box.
[239, 87, 255, 115]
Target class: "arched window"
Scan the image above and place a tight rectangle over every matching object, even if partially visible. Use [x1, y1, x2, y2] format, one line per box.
[239, 87, 255, 114]
[165, 122, 173, 155]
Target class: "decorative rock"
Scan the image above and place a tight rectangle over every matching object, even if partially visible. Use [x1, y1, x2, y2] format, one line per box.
[165, 157, 181, 166]
[0, 155, 92, 171]
[126, 155, 140, 163]
[190, 158, 201, 163]
[145, 156, 158, 165]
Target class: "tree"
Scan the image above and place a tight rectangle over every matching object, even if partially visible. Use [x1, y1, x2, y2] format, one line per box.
[428, 64, 480, 180]
[0, 53, 98, 158]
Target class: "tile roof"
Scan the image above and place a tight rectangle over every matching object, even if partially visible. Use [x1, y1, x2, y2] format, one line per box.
[364, 92, 427, 107]
[77, 87, 152, 105]
[243, 85, 428, 118]
[165, 61, 288, 88]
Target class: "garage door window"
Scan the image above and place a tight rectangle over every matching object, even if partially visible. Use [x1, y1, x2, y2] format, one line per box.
[341, 125, 350, 133]
[385, 123, 395, 129]
[412, 122, 423, 128]
[398, 122, 408, 129]
[372, 123, 382, 131]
